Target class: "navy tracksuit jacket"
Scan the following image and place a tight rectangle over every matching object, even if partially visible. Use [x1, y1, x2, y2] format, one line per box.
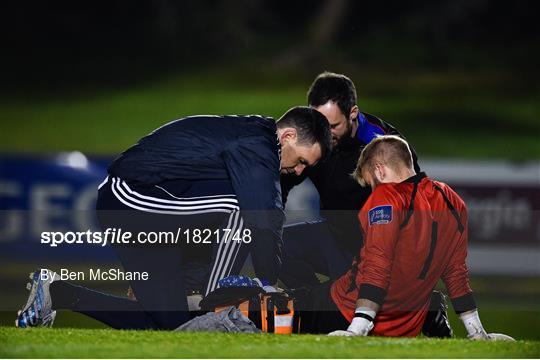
[108, 115, 284, 284]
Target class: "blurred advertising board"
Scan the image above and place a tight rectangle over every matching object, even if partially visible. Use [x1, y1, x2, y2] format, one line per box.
[0, 153, 113, 260]
[1, 154, 539, 274]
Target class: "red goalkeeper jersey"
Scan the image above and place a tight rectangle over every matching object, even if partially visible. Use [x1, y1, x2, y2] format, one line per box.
[331, 172, 475, 337]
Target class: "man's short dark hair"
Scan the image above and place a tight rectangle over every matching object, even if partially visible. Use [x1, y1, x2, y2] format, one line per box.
[277, 106, 332, 160]
[307, 71, 357, 117]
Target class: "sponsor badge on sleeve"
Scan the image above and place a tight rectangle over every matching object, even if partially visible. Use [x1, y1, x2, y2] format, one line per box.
[368, 205, 393, 226]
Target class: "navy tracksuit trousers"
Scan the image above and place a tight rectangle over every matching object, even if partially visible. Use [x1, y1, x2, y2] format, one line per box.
[50, 176, 248, 329]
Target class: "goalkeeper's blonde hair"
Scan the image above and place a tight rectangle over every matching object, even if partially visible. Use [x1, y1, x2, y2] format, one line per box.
[352, 135, 414, 186]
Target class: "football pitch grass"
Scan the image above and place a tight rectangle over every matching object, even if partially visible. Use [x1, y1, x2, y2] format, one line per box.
[1, 274, 539, 358]
[2, 68, 539, 159]
[1, 327, 539, 358]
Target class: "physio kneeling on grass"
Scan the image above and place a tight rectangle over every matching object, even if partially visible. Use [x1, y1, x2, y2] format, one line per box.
[15, 107, 331, 331]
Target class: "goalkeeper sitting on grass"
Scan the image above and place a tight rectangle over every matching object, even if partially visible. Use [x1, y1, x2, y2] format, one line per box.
[295, 135, 513, 340]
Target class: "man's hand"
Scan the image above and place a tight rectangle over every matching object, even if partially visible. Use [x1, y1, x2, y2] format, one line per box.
[328, 330, 357, 336]
[460, 309, 515, 341]
[469, 331, 515, 341]
[486, 333, 515, 341]
[251, 278, 282, 293]
[328, 316, 374, 337]
[262, 285, 282, 293]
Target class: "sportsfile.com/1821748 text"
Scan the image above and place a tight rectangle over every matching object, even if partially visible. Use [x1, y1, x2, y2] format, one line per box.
[40, 228, 252, 247]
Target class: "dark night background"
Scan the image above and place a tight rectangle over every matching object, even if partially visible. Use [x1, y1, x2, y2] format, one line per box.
[3, 1, 539, 95]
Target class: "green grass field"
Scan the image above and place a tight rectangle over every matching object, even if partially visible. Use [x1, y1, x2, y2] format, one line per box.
[1, 327, 539, 358]
[1, 270, 539, 358]
[1, 68, 539, 159]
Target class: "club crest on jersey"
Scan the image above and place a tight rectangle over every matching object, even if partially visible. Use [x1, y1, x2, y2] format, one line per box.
[368, 205, 393, 226]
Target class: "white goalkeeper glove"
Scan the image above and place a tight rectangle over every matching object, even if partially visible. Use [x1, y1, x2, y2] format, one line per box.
[485, 333, 515, 341]
[469, 331, 515, 341]
[460, 310, 515, 341]
[328, 310, 374, 336]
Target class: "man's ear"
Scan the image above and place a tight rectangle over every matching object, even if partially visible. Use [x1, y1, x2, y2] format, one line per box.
[374, 163, 386, 182]
[349, 105, 359, 122]
[280, 127, 297, 143]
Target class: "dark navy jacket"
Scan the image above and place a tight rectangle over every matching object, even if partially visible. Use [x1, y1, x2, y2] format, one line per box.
[109, 115, 284, 283]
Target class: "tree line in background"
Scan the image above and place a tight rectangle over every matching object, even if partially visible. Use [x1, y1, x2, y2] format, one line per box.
[2, 0, 538, 93]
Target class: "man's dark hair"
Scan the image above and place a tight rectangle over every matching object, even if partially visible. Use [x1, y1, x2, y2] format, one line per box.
[307, 71, 357, 117]
[277, 106, 332, 160]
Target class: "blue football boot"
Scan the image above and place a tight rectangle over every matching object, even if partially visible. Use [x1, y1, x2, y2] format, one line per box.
[16, 269, 57, 328]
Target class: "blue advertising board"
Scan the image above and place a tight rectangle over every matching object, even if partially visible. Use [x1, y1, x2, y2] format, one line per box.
[0, 152, 115, 260]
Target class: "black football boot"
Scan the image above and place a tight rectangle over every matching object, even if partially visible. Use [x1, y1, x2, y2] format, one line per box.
[422, 290, 453, 337]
